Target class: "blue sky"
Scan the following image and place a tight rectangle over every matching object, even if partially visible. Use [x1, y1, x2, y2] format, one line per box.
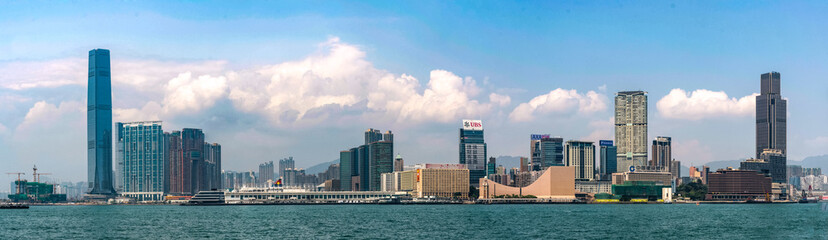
[0, 1, 826, 187]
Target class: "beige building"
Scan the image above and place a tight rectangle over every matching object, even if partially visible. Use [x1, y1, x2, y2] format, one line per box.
[479, 166, 576, 199]
[395, 165, 469, 198]
[612, 171, 672, 186]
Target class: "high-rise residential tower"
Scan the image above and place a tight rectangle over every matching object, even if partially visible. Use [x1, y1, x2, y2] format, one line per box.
[459, 120, 487, 187]
[181, 128, 204, 195]
[259, 161, 275, 185]
[116, 121, 166, 195]
[394, 155, 404, 172]
[87, 49, 116, 196]
[566, 141, 595, 181]
[615, 91, 648, 172]
[756, 72, 787, 158]
[279, 157, 295, 180]
[166, 131, 184, 194]
[651, 136, 672, 171]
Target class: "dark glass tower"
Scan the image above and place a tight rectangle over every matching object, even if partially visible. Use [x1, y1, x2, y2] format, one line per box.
[87, 49, 116, 195]
[459, 120, 486, 187]
[756, 72, 787, 158]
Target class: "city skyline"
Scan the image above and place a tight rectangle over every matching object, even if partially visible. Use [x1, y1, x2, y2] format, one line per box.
[2, 2, 828, 189]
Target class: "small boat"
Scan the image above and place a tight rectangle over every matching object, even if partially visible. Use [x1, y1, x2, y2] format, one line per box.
[183, 190, 225, 205]
[0, 203, 29, 209]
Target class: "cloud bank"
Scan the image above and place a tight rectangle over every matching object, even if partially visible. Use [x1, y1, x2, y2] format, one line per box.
[657, 88, 757, 120]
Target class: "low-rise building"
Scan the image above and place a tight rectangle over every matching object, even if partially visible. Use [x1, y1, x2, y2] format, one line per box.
[575, 180, 612, 194]
[705, 169, 772, 201]
[611, 171, 672, 186]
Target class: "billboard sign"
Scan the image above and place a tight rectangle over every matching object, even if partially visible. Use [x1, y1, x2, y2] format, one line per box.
[531, 134, 550, 140]
[462, 119, 483, 130]
[599, 140, 613, 146]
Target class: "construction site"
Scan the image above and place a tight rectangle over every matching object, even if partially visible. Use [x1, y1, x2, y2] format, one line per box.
[6, 166, 67, 203]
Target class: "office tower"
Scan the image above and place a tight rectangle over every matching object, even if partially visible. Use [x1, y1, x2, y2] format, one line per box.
[203, 143, 221, 190]
[357, 145, 369, 191]
[339, 150, 353, 191]
[181, 128, 204, 195]
[394, 155, 404, 172]
[383, 131, 394, 143]
[615, 91, 648, 172]
[365, 128, 383, 145]
[259, 161, 275, 185]
[279, 157, 295, 180]
[459, 119, 487, 187]
[166, 131, 186, 195]
[368, 141, 393, 191]
[756, 72, 787, 158]
[671, 160, 681, 180]
[116, 121, 165, 193]
[760, 149, 786, 183]
[530, 135, 565, 170]
[599, 140, 617, 180]
[87, 49, 116, 196]
[651, 136, 672, 171]
[487, 157, 496, 175]
[566, 141, 595, 180]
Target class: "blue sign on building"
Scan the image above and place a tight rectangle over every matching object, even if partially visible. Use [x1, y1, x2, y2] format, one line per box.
[531, 134, 550, 140]
[599, 140, 613, 146]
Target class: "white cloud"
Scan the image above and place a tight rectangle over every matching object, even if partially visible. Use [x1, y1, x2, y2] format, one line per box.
[657, 88, 758, 120]
[508, 88, 607, 122]
[16, 101, 84, 132]
[489, 93, 511, 107]
[0, 58, 86, 90]
[162, 72, 228, 113]
[227, 38, 493, 126]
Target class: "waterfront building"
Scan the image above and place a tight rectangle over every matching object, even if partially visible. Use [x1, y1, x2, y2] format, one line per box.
[459, 120, 487, 187]
[575, 180, 612, 194]
[479, 166, 576, 200]
[278, 157, 295, 180]
[756, 72, 787, 158]
[530, 135, 564, 170]
[165, 131, 182, 194]
[224, 190, 406, 203]
[381, 172, 400, 192]
[259, 161, 275, 185]
[181, 128, 204, 195]
[394, 155, 404, 172]
[611, 171, 672, 186]
[611, 181, 670, 201]
[413, 168, 470, 198]
[87, 48, 116, 196]
[116, 121, 165, 200]
[9, 180, 67, 203]
[566, 141, 595, 181]
[368, 141, 394, 191]
[615, 91, 648, 173]
[203, 142, 221, 191]
[651, 136, 672, 170]
[706, 169, 772, 201]
[339, 151, 354, 191]
[598, 140, 617, 180]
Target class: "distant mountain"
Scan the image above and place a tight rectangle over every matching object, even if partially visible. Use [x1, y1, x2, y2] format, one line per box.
[304, 159, 339, 175]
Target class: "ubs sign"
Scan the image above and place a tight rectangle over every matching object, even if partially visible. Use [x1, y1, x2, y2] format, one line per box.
[462, 119, 483, 130]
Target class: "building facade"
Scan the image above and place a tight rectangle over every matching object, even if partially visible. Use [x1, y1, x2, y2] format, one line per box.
[531, 135, 564, 170]
[166, 131, 187, 195]
[87, 49, 116, 196]
[615, 91, 648, 172]
[706, 169, 772, 201]
[278, 157, 295, 180]
[116, 121, 166, 194]
[651, 136, 672, 170]
[259, 161, 275, 185]
[181, 128, 204, 195]
[756, 72, 787, 158]
[566, 141, 595, 181]
[459, 119, 487, 187]
[599, 140, 617, 180]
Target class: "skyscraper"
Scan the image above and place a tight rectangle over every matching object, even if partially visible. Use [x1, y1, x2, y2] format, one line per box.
[365, 128, 383, 145]
[651, 136, 672, 171]
[756, 72, 786, 157]
[530, 135, 564, 169]
[181, 128, 204, 195]
[368, 141, 393, 191]
[459, 119, 487, 187]
[279, 157, 295, 180]
[166, 131, 184, 195]
[615, 91, 648, 172]
[566, 140, 595, 181]
[87, 49, 116, 196]
[116, 121, 166, 194]
[339, 150, 353, 191]
[487, 156, 496, 176]
[394, 154, 404, 172]
[259, 161, 275, 185]
[599, 140, 617, 180]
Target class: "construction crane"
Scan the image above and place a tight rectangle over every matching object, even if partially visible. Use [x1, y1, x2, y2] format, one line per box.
[5, 172, 25, 194]
[32, 165, 51, 183]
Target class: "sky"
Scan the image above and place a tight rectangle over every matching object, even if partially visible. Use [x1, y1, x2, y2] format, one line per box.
[1, 1, 827, 189]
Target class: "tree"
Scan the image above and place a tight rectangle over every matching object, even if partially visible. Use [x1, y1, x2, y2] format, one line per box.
[677, 180, 708, 200]
[469, 186, 479, 199]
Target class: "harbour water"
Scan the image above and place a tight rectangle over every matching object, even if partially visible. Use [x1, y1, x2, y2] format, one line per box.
[1, 204, 827, 239]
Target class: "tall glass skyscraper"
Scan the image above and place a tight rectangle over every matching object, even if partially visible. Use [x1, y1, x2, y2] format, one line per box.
[756, 72, 787, 158]
[459, 120, 486, 187]
[87, 49, 116, 196]
[599, 140, 617, 180]
[615, 91, 648, 172]
[565, 140, 595, 181]
[117, 121, 166, 193]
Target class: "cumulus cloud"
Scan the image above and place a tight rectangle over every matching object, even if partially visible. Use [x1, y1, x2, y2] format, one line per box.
[0, 58, 86, 90]
[227, 38, 493, 126]
[16, 101, 84, 132]
[489, 93, 511, 107]
[657, 88, 758, 120]
[162, 72, 228, 113]
[508, 88, 607, 122]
